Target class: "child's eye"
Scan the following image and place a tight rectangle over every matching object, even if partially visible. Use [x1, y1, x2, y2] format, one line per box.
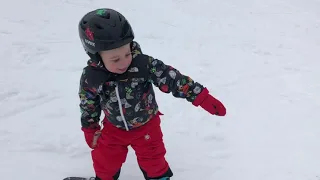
[113, 59, 120, 63]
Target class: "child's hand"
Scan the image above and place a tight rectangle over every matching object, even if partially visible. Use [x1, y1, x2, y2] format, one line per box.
[193, 88, 226, 116]
[199, 93, 226, 116]
[91, 130, 102, 148]
[82, 126, 101, 149]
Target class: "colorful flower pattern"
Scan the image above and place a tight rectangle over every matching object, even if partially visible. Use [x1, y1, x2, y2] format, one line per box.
[79, 41, 204, 130]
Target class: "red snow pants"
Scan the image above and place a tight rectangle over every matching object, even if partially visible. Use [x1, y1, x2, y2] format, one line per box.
[91, 114, 170, 180]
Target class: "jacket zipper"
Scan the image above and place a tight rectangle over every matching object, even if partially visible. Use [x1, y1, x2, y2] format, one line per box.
[115, 85, 129, 131]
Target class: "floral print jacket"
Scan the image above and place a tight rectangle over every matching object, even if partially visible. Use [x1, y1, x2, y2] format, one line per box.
[79, 41, 204, 131]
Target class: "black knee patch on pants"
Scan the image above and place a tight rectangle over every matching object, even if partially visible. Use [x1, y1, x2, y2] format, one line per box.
[95, 169, 121, 180]
[140, 166, 173, 180]
[113, 169, 121, 180]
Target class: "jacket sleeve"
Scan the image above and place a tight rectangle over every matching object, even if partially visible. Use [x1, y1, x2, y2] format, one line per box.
[78, 68, 101, 130]
[147, 56, 205, 103]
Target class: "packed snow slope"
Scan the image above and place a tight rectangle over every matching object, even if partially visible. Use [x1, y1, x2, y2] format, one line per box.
[1, 0, 320, 179]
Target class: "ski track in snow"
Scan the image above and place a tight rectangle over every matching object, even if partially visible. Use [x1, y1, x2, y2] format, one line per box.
[1, 0, 320, 179]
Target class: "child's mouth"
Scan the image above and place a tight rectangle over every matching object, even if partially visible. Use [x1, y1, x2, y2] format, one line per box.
[118, 67, 128, 72]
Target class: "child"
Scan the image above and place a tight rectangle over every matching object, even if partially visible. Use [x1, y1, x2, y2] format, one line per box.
[78, 8, 226, 180]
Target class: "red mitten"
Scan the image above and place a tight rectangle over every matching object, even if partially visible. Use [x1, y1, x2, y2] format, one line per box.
[192, 88, 226, 116]
[81, 126, 101, 149]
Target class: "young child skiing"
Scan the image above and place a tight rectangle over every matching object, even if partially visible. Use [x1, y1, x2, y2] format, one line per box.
[78, 8, 226, 180]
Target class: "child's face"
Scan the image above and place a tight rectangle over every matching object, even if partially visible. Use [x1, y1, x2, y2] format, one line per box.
[99, 43, 132, 74]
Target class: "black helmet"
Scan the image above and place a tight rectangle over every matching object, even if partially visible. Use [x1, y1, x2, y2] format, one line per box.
[78, 8, 134, 55]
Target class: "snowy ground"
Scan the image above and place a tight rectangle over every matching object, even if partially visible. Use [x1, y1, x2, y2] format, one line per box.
[1, 0, 320, 179]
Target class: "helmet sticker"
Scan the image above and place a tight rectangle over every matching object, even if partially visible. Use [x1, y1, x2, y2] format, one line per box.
[84, 27, 95, 47]
[96, 9, 106, 16]
[85, 27, 94, 41]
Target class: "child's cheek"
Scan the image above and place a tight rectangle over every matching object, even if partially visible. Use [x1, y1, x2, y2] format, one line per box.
[105, 63, 117, 73]
[126, 58, 133, 66]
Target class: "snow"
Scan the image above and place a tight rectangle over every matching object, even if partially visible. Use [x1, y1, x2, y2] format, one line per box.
[1, 0, 320, 179]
